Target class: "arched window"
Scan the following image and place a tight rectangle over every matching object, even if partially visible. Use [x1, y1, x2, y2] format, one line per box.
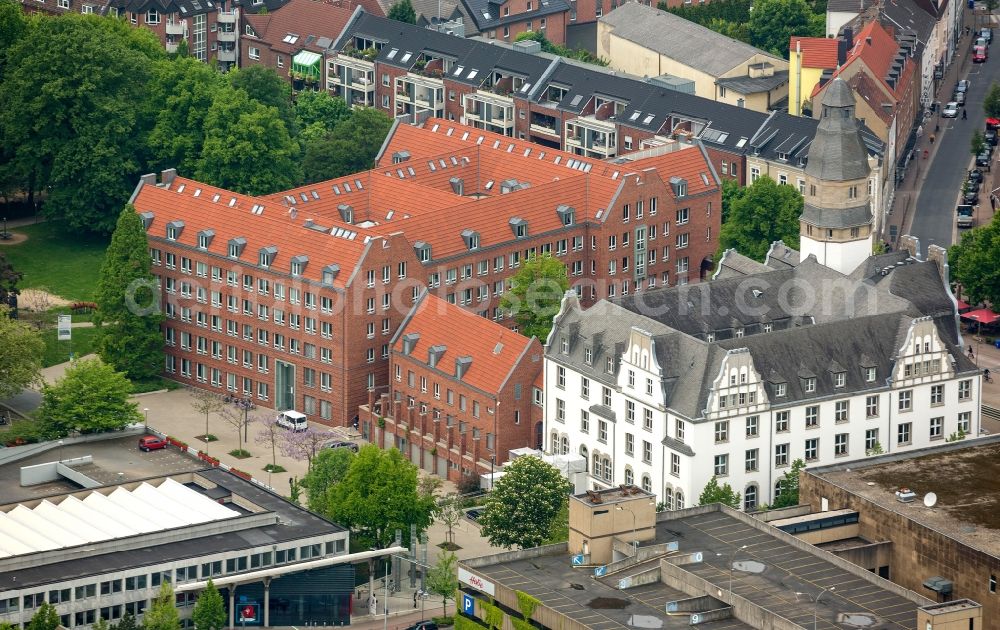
[624, 467, 634, 485]
[663, 490, 673, 511]
[550, 431, 559, 453]
[675, 490, 684, 509]
[641, 474, 651, 493]
[774, 479, 784, 501]
[593, 453, 601, 479]
[561, 436, 569, 455]
[580, 445, 589, 471]
[744, 484, 758, 511]
[602, 456, 612, 482]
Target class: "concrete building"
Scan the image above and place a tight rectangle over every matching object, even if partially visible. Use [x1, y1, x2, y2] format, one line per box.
[456, 487, 982, 629]
[799, 78, 876, 275]
[795, 437, 1000, 629]
[0, 467, 355, 629]
[543, 227, 980, 508]
[596, 3, 789, 112]
[360, 291, 544, 483]
[136, 118, 720, 427]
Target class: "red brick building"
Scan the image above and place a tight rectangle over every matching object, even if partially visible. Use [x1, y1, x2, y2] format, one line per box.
[361, 292, 542, 482]
[135, 118, 720, 429]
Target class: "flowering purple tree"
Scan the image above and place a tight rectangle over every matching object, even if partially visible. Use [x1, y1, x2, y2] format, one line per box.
[279, 426, 335, 470]
[256, 415, 285, 472]
[218, 406, 258, 455]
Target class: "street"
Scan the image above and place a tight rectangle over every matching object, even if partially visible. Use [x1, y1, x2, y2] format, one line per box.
[910, 22, 1000, 254]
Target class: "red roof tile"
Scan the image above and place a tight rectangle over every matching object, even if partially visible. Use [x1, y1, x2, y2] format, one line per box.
[245, 0, 355, 54]
[813, 21, 905, 99]
[789, 36, 839, 69]
[394, 292, 540, 395]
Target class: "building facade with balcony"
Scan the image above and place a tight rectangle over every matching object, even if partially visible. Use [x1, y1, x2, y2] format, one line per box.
[359, 292, 543, 483]
[135, 118, 720, 427]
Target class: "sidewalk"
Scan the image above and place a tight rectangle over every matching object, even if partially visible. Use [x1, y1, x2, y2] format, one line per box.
[887, 11, 977, 244]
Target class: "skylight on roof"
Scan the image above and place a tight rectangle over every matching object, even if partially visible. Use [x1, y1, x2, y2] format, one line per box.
[343, 182, 352, 192]
[520, 82, 531, 93]
[429, 161, 437, 171]
[506, 144, 514, 152]
[570, 94, 583, 107]
[554, 156, 562, 164]
[467, 69, 478, 79]
[643, 115, 654, 124]
[485, 180, 495, 189]
[229, 197, 237, 207]
[629, 111, 641, 121]
[177, 184, 186, 193]
[400, 52, 412, 63]
[492, 140, 501, 149]
[446, 128, 454, 136]
[332, 184, 341, 194]
[476, 136, 485, 145]
[454, 65, 464, 76]
[387, 48, 398, 59]
[461, 131, 469, 140]
[439, 159, 447, 168]
[355, 179, 363, 190]
[311, 190, 319, 199]
[736, 137, 748, 147]
[523, 148, 531, 157]
[431, 123, 440, 132]
[450, 156, 458, 165]
[193, 189, 202, 197]
[212, 193, 220, 202]
[282, 34, 299, 44]
[407, 167, 416, 176]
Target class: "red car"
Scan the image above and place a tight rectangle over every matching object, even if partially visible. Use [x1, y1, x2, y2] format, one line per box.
[138, 435, 168, 451]
[974, 46, 988, 63]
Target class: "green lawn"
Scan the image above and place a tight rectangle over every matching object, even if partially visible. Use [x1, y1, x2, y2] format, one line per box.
[3, 223, 108, 301]
[41, 326, 100, 367]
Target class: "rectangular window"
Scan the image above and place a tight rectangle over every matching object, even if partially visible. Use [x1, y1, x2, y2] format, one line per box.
[930, 416, 944, 439]
[624, 433, 634, 456]
[835, 401, 849, 423]
[958, 379, 972, 400]
[580, 410, 589, 433]
[805, 405, 819, 428]
[671, 453, 680, 476]
[804, 438, 819, 461]
[930, 384, 944, 406]
[642, 440, 651, 463]
[598, 420, 608, 442]
[834, 433, 848, 456]
[898, 390, 912, 411]
[897, 422, 912, 445]
[775, 443, 789, 467]
[581, 377, 590, 399]
[775, 410, 789, 432]
[866, 395, 879, 418]
[745, 448, 758, 471]
[958, 411, 971, 434]
[556, 399, 565, 422]
[745, 415, 758, 437]
[714, 421, 728, 443]
[714, 454, 728, 476]
[865, 429, 879, 453]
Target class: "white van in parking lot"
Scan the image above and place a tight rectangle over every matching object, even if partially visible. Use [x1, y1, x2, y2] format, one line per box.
[276, 410, 308, 432]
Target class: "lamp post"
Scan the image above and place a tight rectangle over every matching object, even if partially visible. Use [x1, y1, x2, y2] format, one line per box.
[716, 544, 748, 602]
[58, 440, 64, 463]
[143, 408, 150, 432]
[614, 504, 638, 552]
[796, 586, 835, 630]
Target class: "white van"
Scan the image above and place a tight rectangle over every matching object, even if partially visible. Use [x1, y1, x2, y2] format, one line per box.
[276, 410, 308, 432]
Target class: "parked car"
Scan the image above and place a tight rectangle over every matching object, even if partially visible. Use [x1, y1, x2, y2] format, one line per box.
[942, 102, 960, 118]
[957, 79, 971, 93]
[964, 188, 980, 204]
[981, 27, 993, 44]
[976, 150, 991, 167]
[957, 204, 975, 228]
[322, 440, 359, 452]
[404, 622, 438, 630]
[966, 176, 981, 193]
[969, 168, 985, 184]
[986, 128, 998, 146]
[954, 91, 966, 105]
[975, 36, 989, 49]
[276, 410, 308, 432]
[974, 45, 988, 63]
[138, 435, 168, 451]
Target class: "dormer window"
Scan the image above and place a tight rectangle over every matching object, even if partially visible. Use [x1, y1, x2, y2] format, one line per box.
[606, 356, 614, 374]
[509, 217, 528, 238]
[166, 220, 184, 241]
[290, 255, 308, 277]
[197, 230, 214, 250]
[140, 212, 154, 230]
[461, 229, 480, 251]
[337, 204, 354, 224]
[414, 242, 431, 262]
[706, 332, 715, 342]
[556, 205, 575, 226]
[775, 383, 786, 397]
[584, 347, 592, 364]
[258, 246, 277, 268]
[560, 337, 568, 354]
[834, 372, 846, 388]
[228, 238, 246, 259]
[669, 177, 688, 198]
[735, 328, 744, 338]
[864, 366, 876, 382]
[322, 264, 340, 286]
[804, 377, 816, 393]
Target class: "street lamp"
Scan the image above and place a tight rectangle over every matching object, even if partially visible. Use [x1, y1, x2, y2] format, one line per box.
[143, 408, 150, 432]
[57, 440, 64, 463]
[716, 544, 748, 601]
[614, 504, 638, 552]
[795, 586, 836, 630]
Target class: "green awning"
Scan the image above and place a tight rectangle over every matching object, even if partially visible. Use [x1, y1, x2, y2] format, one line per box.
[292, 50, 321, 67]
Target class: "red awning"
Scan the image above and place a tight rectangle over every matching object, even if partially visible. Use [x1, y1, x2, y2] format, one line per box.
[987, 117, 1000, 127]
[961, 308, 1000, 324]
[956, 299, 971, 311]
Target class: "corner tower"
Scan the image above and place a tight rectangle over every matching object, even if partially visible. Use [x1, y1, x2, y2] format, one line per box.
[799, 78, 873, 275]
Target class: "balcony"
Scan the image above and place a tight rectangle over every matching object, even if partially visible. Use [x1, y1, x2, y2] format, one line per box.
[216, 29, 236, 42]
[217, 48, 237, 62]
[165, 21, 186, 35]
[530, 123, 559, 137]
[165, 41, 179, 53]
[349, 73, 375, 91]
[217, 10, 237, 23]
[565, 115, 617, 156]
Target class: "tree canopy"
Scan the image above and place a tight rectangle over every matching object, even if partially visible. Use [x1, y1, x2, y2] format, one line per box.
[144, 582, 181, 630]
[697, 476, 741, 509]
[985, 82, 1000, 119]
[771, 459, 806, 509]
[949, 213, 1000, 308]
[426, 551, 459, 616]
[301, 108, 394, 183]
[303, 447, 355, 516]
[95, 205, 163, 381]
[387, 0, 417, 23]
[747, 0, 823, 57]
[37, 358, 143, 437]
[499, 253, 569, 341]
[479, 455, 570, 549]
[0, 308, 43, 399]
[718, 175, 803, 261]
[192, 580, 226, 630]
[26, 603, 59, 630]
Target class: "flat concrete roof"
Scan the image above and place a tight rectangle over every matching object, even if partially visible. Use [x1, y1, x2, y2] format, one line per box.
[469, 507, 924, 629]
[811, 438, 1000, 558]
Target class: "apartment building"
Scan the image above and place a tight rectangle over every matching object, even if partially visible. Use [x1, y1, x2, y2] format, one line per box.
[135, 118, 720, 426]
[543, 249, 980, 511]
[359, 292, 543, 482]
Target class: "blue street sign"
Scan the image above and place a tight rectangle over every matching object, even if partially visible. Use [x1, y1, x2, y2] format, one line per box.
[666, 541, 679, 552]
[571, 554, 585, 566]
[462, 593, 475, 615]
[594, 565, 607, 578]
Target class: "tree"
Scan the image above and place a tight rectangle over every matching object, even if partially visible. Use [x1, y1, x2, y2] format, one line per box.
[256, 415, 288, 472]
[229, 65, 297, 133]
[499, 253, 569, 341]
[720, 178, 742, 224]
[192, 580, 226, 630]
[218, 406, 257, 454]
[147, 58, 224, 174]
[0, 0, 29, 73]
[196, 85, 301, 195]
[479, 456, 570, 549]
[0, 15, 164, 232]
[174, 37, 189, 58]
[0, 308, 43, 399]
[114, 611, 139, 630]
[191, 389, 224, 441]
[972, 130, 987, 157]
[747, 0, 821, 57]
[698, 476, 741, 509]
[26, 603, 59, 630]
[37, 358, 142, 437]
[303, 447, 354, 515]
[950, 214, 1000, 307]
[324, 445, 436, 549]
[279, 425, 336, 469]
[985, 82, 1000, 119]
[93, 617, 110, 630]
[513, 31, 607, 65]
[144, 581, 181, 630]
[718, 175, 803, 261]
[425, 551, 458, 616]
[301, 108, 393, 182]
[94, 205, 164, 381]
[544, 496, 570, 544]
[387, 0, 417, 22]
[436, 493, 464, 545]
[771, 459, 806, 508]
[295, 91, 351, 131]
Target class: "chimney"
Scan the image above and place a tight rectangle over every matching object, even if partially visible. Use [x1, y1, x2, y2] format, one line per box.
[160, 168, 178, 186]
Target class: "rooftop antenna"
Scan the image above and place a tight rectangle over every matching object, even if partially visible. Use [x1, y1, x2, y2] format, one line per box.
[923, 492, 938, 508]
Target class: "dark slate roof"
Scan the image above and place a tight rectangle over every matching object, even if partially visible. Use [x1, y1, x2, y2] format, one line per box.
[827, 0, 875, 12]
[460, 0, 570, 32]
[804, 78, 871, 181]
[232, 0, 290, 13]
[108, 0, 221, 17]
[712, 249, 772, 279]
[879, 0, 937, 42]
[715, 70, 790, 95]
[800, 201, 872, 228]
[765, 241, 800, 269]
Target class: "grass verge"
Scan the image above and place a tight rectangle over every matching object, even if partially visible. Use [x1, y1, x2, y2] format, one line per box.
[132, 377, 181, 394]
[264, 464, 287, 473]
[229, 449, 252, 458]
[3, 222, 108, 301]
[41, 326, 99, 367]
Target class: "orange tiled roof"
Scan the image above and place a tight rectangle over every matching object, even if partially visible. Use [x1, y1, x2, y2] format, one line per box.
[245, 0, 355, 54]
[848, 73, 893, 125]
[394, 292, 539, 395]
[811, 21, 904, 99]
[135, 177, 370, 289]
[789, 36, 839, 69]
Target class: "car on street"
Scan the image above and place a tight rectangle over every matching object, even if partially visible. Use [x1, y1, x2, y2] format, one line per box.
[954, 91, 966, 105]
[957, 204, 975, 228]
[957, 79, 971, 93]
[942, 102, 960, 118]
[403, 622, 438, 630]
[986, 128, 998, 146]
[964, 188, 980, 204]
[976, 150, 992, 167]
[981, 27, 993, 44]
[974, 46, 988, 63]
[138, 435, 168, 451]
[975, 36, 989, 49]
[969, 168, 985, 185]
[321, 440, 359, 452]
